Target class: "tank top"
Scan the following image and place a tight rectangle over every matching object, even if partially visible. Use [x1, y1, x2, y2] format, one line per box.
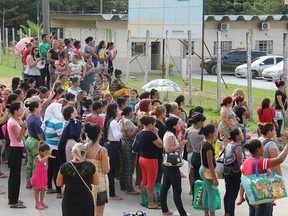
[84, 45, 98, 66]
[25, 56, 41, 76]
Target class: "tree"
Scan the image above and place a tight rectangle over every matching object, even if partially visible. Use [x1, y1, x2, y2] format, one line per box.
[19, 20, 43, 37]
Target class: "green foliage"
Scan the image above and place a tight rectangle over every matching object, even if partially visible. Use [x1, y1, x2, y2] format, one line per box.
[19, 20, 43, 37]
[205, 0, 288, 15]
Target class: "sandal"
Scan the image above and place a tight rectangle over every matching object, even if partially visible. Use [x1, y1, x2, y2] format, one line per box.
[10, 202, 26, 208]
[8, 200, 24, 205]
[0, 174, 8, 178]
[148, 205, 161, 210]
[162, 210, 174, 216]
[127, 191, 140, 195]
[109, 195, 124, 200]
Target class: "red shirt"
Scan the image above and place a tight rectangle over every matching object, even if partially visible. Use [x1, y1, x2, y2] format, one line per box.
[242, 157, 270, 176]
[257, 107, 275, 123]
[22, 49, 31, 65]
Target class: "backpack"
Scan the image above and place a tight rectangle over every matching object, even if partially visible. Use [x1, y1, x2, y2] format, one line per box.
[223, 144, 241, 177]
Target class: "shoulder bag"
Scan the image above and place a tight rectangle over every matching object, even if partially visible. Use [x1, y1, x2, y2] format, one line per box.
[200, 142, 217, 180]
[163, 134, 183, 167]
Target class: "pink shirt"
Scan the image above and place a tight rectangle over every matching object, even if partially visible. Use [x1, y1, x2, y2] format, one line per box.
[7, 117, 24, 147]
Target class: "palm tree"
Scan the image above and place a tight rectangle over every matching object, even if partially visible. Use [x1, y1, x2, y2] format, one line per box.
[19, 20, 43, 38]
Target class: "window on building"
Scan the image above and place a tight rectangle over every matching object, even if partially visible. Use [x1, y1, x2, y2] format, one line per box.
[131, 42, 146, 57]
[255, 40, 273, 54]
[213, 41, 232, 55]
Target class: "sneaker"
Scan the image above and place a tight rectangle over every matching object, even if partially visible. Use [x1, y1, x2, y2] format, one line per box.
[36, 203, 45, 210]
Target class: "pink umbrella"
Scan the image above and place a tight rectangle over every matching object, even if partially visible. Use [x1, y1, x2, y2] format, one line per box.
[15, 37, 33, 54]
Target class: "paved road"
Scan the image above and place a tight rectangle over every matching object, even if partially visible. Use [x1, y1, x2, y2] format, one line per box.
[1, 156, 288, 216]
[191, 72, 276, 90]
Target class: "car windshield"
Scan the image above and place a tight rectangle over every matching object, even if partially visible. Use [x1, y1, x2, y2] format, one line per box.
[252, 57, 260, 63]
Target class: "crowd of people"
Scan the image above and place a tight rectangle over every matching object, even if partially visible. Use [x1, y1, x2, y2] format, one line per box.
[0, 33, 287, 216]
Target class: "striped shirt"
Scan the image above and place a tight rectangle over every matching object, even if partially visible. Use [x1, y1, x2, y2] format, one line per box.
[43, 119, 63, 150]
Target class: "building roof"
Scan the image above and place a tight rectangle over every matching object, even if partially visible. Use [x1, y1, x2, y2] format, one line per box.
[204, 14, 288, 21]
[50, 12, 128, 21]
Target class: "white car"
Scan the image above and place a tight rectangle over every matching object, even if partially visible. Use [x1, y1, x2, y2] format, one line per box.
[262, 61, 283, 81]
[235, 55, 283, 79]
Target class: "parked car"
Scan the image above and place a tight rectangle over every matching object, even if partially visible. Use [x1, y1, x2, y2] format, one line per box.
[235, 55, 283, 79]
[262, 61, 283, 81]
[202, 49, 267, 75]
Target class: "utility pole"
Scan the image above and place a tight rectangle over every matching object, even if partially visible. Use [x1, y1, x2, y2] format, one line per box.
[42, 0, 50, 36]
[100, 0, 103, 14]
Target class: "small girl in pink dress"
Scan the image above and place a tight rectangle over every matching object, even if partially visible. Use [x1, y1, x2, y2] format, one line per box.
[31, 142, 54, 210]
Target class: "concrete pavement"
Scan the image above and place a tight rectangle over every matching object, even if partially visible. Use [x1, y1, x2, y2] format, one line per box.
[1, 158, 288, 216]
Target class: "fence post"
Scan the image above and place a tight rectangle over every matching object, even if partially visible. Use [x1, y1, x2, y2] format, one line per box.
[217, 31, 222, 109]
[165, 30, 170, 79]
[12, 28, 16, 68]
[37, 28, 40, 38]
[5, 28, 8, 66]
[125, 30, 131, 85]
[80, 28, 83, 49]
[57, 29, 60, 39]
[188, 30, 193, 107]
[0, 28, 2, 65]
[69, 29, 72, 38]
[283, 33, 288, 89]
[19, 28, 23, 40]
[144, 30, 150, 84]
[28, 28, 31, 37]
[246, 32, 253, 119]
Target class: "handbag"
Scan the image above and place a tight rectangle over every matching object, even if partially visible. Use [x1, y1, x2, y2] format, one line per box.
[223, 144, 241, 178]
[241, 160, 288, 205]
[122, 210, 146, 216]
[132, 133, 140, 153]
[162, 134, 183, 167]
[275, 109, 284, 120]
[200, 142, 217, 180]
[193, 180, 221, 210]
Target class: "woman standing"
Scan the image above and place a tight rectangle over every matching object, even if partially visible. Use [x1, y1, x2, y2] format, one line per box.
[96, 41, 110, 74]
[175, 95, 187, 123]
[274, 80, 287, 141]
[219, 96, 239, 146]
[25, 47, 42, 88]
[119, 106, 139, 194]
[57, 143, 98, 216]
[138, 116, 162, 209]
[47, 40, 60, 88]
[129, 89, 140, 113]
[83, 54, 96, 94]
[199, 124, 219, 216]
[25, 102, 44, 189]
[7, 102, 27, 208]
[106, 42, 117, 76]
[257, 98, 275, 124]
[103, 103, 124, 200]
[86, 123, 110, 216]
[223, 128, 243, 216]
[185, 113, 205, 195]
[160, 117, 188, 216]
[84, 101, 104, 130]
[242, 137, 288, 216]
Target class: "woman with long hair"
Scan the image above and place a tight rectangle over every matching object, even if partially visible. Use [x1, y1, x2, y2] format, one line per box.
[160, 117, 188, 216]
[25, 47, 42, 88]
[106, 42, 117, 76]
[47, 40, 60, 89]
[138, 116, 162, 209]
[274, 80, 287, 141]
[7, 102, 27, 208]
[83, 54, 96, 93]
[86, 123, 110, 216]
[103, 103, 124, 200]
[256, 98, 275, 124]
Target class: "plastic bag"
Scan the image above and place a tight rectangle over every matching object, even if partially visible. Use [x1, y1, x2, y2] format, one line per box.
[141, 183, 161, 208]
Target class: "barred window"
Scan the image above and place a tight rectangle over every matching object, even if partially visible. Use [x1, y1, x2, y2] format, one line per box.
[131, 42, 146, 57]
[255, 40, 273, 54]
[213, 41, 232, 55]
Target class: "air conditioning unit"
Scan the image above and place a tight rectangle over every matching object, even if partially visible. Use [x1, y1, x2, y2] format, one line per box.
[220, 23, 230, 31]
[261, 22, 271, 30]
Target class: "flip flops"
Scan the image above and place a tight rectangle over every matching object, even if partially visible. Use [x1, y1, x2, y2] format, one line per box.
[148, 205, 161, 210]
[10, 202, 26, 208]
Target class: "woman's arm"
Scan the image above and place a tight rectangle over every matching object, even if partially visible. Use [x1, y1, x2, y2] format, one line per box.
[125, 127, 138, 139]
[47, 51, 56, 64]
[87, 47, 98, 59]
[152, 130, 163, 148]
[206, 150, 219, 186]
[56, 171, 64, 187]
[11, 122, 27, 142]
[221, 109, 232, 129]
[277, 95, 285, 113]
[92, 172, 98, 185]
[27, 55, 41, 68]
[269, 133, 288, 167]
[101, 148, 110, 174]
[165, 135, 186, 153]
[235, 145, 243, 166]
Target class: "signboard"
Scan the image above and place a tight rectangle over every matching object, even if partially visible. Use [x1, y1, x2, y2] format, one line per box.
[128, 0, 203, 39]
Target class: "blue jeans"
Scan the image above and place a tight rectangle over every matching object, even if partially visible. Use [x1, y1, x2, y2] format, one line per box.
[246, 195, 273, 216]
[104, 141, 121, 197]
[240, 124, 247, 157]
[191, 152, 201, 193]
[276, 119, 283, 138]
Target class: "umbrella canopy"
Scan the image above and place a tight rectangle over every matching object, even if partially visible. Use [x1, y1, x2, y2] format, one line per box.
[15, 37, 33, 54]
[141, 79, 182, 92]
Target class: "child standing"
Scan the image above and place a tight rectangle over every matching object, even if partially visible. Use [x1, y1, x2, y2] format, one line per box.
[31, 142, 53, 210]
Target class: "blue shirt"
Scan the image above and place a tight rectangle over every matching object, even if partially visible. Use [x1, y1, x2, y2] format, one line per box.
[84, 45, 98, 66]
[26, 114, 43, 140]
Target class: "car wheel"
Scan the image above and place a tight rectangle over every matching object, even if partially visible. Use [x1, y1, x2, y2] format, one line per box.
[211, 65, 217, 75]
[206, 68, 212, 75]
[252, 70, 258, 79]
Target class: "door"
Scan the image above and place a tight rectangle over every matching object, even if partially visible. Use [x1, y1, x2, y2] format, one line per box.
[259, 57, 274, 76]
[151, 42, 161, 70]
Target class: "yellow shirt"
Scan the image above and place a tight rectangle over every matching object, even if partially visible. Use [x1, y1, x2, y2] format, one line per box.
[63, 81, 70, 92]
[102, 82, 110, 95]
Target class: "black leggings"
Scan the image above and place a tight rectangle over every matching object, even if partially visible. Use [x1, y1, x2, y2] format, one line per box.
[224, 174, 241, 216]
[160, 166, 187, 216]
[47, 150, 62, 193]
